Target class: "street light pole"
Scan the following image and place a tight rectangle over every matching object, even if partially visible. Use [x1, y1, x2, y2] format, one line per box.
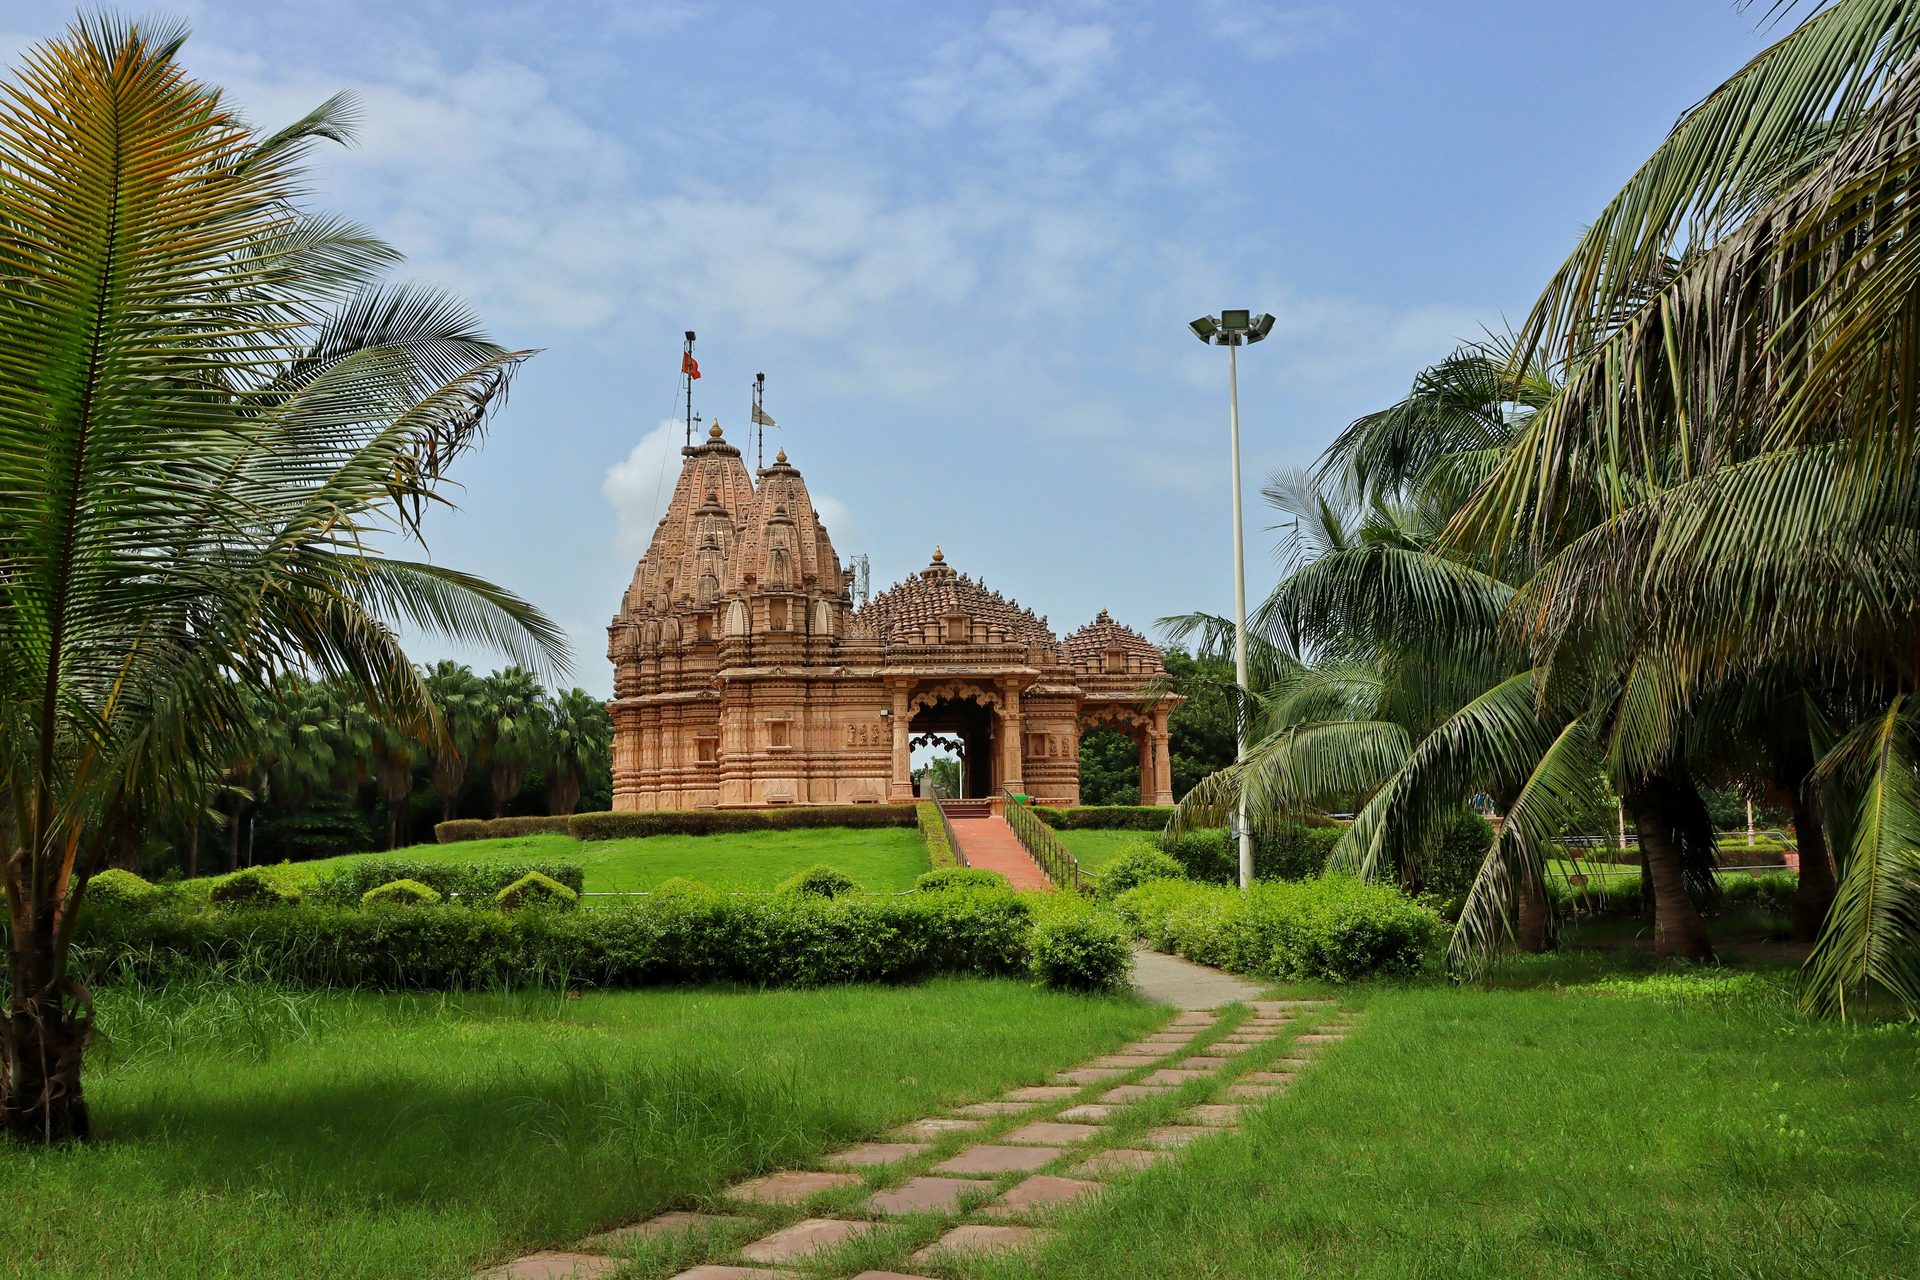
[1190, 310, 1274, 891]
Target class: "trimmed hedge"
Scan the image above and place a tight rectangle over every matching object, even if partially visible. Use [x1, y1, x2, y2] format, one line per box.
[435, 816, 573, 843]
[777, 865, 859, 899]
[309, 859, 586, 907]
[1035, 805, 1175, 831]
[1161, 825, 1344, 884]
[916, 867, 1011, 893]
[568, 805, 916, 841]
[208, 868, 302, 910]
[73, 889, 1078, 990]
[917, 801, 957, 870]
[362, 879, 442, 908]
[497, 871, 579, 911]
[1115, 875, 1442, 982]
[1028, 896, 1134, 992]
[85, 868, 161, 908]
[1098, 846, 1185, 898]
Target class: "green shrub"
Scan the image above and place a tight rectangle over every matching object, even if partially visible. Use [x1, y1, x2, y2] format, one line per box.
[434, 815, 572, 843]
[917, 801, 957, 870]
[361, 878, 443, 908]
[1418, 809, 1493, 899]
[916, 867, 1011, 893]
[1099, 845, 1185, 897]
[1028, 897, 1133, 992]
[568, 805, 916, 841]
[495, 871, 579, 912]
[309, 859, 585, 907]
[649, 876, 712, 899]
[84, 868, 160, 908]
[73, 886, 1061, 991]
[208, 868, 301, 910]
[1255, 824, 1344, 881]
[1114, 875, 1442, 982]
[1035, 805, 1175, 831]
[776, 865, 859, 899]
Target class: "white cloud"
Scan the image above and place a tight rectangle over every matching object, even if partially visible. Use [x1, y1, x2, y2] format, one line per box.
[1199, 1, 1348, 60]
[905, 7, 1117, 129]
[601, 419, 685, 559]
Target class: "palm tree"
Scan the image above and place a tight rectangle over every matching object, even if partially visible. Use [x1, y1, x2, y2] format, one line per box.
[423, 660, 487, 823]
[0, 18, 564, 1143]
[544, 688, 611, 816]
[479, 668, 548, 818]
[1449, 0, 1920, 1014]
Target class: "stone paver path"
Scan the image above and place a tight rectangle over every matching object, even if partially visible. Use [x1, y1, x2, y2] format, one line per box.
[943, 811, 1051, 889]
[472, 960, 1365, 1280]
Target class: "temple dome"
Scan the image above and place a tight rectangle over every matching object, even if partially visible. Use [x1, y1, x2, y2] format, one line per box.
[1064, 608, 1164, 678]
[614, 422, 754, 622]
[730, 447, 841, 594]
[857, 549, 1056, 646]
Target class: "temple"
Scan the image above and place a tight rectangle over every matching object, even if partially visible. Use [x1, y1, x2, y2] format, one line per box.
[606, 422, 1180, 809]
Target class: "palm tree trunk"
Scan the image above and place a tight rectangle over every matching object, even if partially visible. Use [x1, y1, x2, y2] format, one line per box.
[185, 819, 199, 880]
[225, 806, 241, 873]
[1515, 862, 1550, 952]
[1790, 789, 1836, 944]
[2, 909, 92, 1144]
[1625, 778, 1715, 960]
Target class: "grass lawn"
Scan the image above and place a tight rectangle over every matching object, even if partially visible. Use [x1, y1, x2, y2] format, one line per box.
[1052, 827, 1151, 873]
[2, 978, 1158, 1280]
[243, 826, 931, 895]
[984, 958, 1920, 1280]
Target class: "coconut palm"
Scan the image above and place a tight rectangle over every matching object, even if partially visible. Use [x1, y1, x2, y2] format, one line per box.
[544, 688, 611, 816]
[1449, 0, 1920, 1014]
[423, 660, 488, 823]
[478, 667, 549, 818]
[0, 18, 564, 1143]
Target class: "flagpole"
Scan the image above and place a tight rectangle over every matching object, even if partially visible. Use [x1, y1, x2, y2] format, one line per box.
[754, 372, 766, 470]
[683, 330, 696, 448]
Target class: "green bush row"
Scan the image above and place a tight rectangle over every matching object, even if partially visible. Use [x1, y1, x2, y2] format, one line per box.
[307, 858, 586, 907]
[561, 804, 918, 842]
[1034, 805, 1176, 831]
[434, 815, 573, 842]
[1113, 875, 1443, 983]
[73, 887, 1127, 992]
[917, 801, 957, 870]
[1158, 824, 1346, 884]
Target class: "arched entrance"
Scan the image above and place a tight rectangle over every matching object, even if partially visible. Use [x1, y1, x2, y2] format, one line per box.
[909, 684, 1001, 799]
[1078, 703, 1175, 807]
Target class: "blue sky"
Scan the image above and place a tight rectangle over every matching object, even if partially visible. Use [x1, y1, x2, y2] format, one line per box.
[2, 2, 1779, 695]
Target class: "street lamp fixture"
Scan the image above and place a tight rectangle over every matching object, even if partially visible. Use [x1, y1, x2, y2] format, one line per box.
[1190, 310, 1272, 890]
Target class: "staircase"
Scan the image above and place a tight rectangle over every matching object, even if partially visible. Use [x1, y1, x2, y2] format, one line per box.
[937, 800, 1052, 890]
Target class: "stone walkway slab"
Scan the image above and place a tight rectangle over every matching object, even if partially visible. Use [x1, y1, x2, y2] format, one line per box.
[890, 1117, 983, 1141]
[1002, 1120, 1103, 1145]
[724, 1170, 861, 1206]
[1242, 1071, 1297, 1085]
[979, 1174, 1103, 1218]
[1131, 947, 1266, 1009]
[1142, 1068, 1213, 1085]
[1072, 1147, 1175, 1176]
[849, 1273, 940, 1280]
[1056, 1067, 1128, 1084]
[823, 1142, 928, 1168]
[933, 1143, 1061, 1175]
[867, 1176, 991, 1216]
[1057, 1104, 1117, 1123]
[1099, 1084, 1174, 1103]
[665, 1268, 797, 1280]
[1186, 1104, 1248, 1126]
[1252, 1000, 1332, 1012]
[1142, 1125, 1213, 1148]
[581, 1211, 740, 1252]
[1297, 1033, 1348, 1045]
[909, 1224, 1051, 1263]
[739, 1219, 874, 1263]
[1004, 1085, 1078, 1101]
[954, 1100, 1040, 1117]
[1197, 1041, 1254, 1056]
[1087, 1053, 1159, 1068]
[476, 1252, 618, 1280]
[1227, 1083, 1281, 1100]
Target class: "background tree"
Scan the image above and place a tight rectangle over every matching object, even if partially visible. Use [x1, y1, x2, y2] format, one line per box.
[479, 667, 548, 818]
[0, 18, 561, 1144]
[422, 661, 486, 823]
[543, 688, 611, 816]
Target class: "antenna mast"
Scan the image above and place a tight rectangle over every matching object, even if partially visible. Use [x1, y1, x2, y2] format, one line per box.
[682, 330, 698, 448]
[754, 372, 766, 469]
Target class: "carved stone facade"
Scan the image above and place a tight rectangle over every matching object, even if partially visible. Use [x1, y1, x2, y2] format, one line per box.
[607, 423, 1180, 810]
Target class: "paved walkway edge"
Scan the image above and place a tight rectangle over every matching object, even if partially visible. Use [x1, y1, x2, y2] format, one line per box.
[1129, 947, 1267, 1009]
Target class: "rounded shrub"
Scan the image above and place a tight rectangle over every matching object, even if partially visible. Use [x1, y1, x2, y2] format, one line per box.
[916, 867, 1010, 893]
[776, 864, 859, 899]
[208, 868, 302, 910]
[85, 867, 161, 908]
[495, 871, 579, 912]
[1098, 845, 1185, 897]
[1028, 900, 1134, 992]
[649, 876, 712, 900]
[361, 878, 443, 908]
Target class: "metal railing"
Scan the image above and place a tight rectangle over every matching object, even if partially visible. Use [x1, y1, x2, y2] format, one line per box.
[1000, 790, 1090, 893]
[933, 800, 969, 868]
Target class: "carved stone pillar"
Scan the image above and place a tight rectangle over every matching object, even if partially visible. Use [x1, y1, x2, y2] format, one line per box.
[889, 686, 913, 801]
[999, 684, 1024, 795]
[1137, 732, 1154, 805]
[1147, 710, 1174, 806]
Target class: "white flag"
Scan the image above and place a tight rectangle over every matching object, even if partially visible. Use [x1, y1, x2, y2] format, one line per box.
[751, 404, 777, 428]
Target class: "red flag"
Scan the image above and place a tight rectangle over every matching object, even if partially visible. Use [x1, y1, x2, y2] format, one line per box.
[682, 352, 701, 380]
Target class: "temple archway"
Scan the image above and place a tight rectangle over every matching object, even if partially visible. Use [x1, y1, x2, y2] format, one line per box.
[1078, 703, 1173, 806]
[909, 685, 1001, 799]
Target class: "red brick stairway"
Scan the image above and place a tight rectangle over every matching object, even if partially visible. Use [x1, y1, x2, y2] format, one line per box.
[939, 801, 1052, 890]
